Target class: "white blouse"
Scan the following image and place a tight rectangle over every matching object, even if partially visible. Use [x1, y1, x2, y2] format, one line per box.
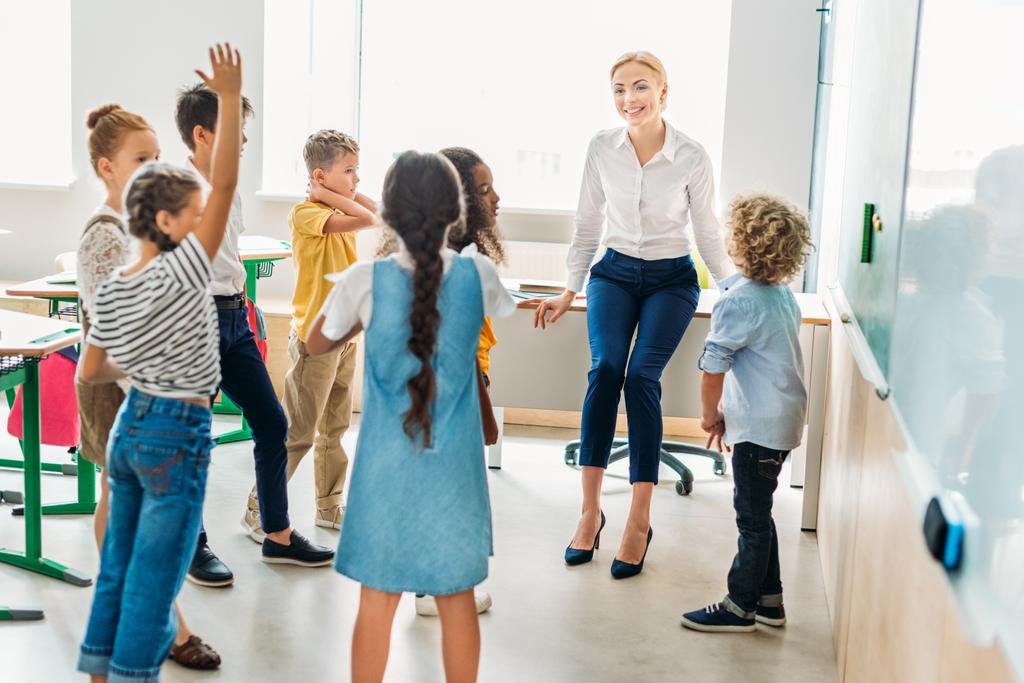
[320, 245, 516, 341]
[77, 204, 130, 315]
[565, 120, 735, 293]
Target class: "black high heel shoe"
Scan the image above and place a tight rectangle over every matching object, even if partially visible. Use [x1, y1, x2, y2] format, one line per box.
[610, 527, 653, 580]
[564, 511, 606, 566]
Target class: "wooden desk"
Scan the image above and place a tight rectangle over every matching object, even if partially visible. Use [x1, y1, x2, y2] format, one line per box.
[0, 310, 91, 599]
[5, 275, 79, 318]
[4, 276, 78, 301]
[3, 276, 96, 513]
[489, 282, 831, 531]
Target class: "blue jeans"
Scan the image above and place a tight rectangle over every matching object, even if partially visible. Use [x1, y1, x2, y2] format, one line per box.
[78, 390, 213, 683]
[578, 249, 700, 483]
[214, 304, 290, 534]
[724, 442, 788, 616]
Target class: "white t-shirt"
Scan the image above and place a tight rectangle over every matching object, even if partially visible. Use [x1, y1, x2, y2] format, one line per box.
[186, 158, 246, 296]
[320, 245, 516, 340]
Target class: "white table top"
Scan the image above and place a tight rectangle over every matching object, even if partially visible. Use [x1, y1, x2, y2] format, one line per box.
[0, 310, 81, 357]
[503, 278, 830, 325]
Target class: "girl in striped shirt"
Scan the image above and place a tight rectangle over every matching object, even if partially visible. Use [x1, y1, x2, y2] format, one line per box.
[76, 44, 242, 683]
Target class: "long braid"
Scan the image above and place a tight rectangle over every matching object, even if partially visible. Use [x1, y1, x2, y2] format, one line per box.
[380, 151, 464, 447]
[401, 219, 446, 446]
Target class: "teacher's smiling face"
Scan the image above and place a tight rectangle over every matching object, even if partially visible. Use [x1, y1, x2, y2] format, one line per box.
[611, 61, 667, 127]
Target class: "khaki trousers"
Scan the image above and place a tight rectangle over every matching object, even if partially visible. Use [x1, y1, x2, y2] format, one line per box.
[249, 333, 356, 514]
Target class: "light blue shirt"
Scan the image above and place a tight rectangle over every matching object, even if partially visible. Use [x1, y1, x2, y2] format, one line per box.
[698, 273, 807, 450]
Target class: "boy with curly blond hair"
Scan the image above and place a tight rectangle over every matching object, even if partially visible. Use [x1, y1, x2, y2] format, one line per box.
[681, 193, 814, 633]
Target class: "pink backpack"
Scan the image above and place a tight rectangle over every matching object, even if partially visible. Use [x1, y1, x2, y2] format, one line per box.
[7, 342, 81, 448]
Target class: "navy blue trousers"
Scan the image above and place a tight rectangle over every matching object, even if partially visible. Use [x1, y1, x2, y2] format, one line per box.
[577, 249, 700, 483]
[198, 305, 290, 544]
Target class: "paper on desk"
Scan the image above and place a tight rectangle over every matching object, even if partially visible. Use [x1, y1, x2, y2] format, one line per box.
[45, 272, 77, 285]
[239, 235, 289, 251]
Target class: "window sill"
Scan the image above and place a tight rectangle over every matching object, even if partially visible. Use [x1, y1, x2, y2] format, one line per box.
[255, 190, 303, 203]
[256, 189, 576, 218]
[0, 178, 75, 192]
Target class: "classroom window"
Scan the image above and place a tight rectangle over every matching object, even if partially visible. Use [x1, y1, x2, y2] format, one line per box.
[0, 0, 73, 187]
[262, 0, 733, 210]
[261, 0, 361, 196]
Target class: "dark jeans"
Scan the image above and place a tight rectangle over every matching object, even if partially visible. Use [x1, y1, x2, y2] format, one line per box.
[725, 442, 789, 615]
[578, 249, 700, 483]
[205, 304, 290, 537]
[79, 390, 212, 682]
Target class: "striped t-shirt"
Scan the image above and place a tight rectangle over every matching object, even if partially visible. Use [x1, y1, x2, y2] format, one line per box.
[87, 233, 220, 400]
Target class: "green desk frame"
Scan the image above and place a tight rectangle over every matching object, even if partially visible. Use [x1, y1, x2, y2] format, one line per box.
[0, 355, 92, 592]
[0, 296, 96, 517]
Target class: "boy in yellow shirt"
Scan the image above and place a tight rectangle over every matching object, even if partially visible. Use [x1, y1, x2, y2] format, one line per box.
[245, 130, 376, 536]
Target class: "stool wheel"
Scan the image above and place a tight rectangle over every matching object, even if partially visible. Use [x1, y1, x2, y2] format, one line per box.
[675, 479, 693, 496]
[713, 462, 727, 476]
[563, 443, 580, 466]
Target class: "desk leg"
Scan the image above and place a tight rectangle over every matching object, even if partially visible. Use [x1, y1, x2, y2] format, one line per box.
[33, 457, 96, 515]
[0, 362, 91, 587]
[0, 606, 44, 621]
[799, 325, 830, 531]
[488, 407, 504, 469]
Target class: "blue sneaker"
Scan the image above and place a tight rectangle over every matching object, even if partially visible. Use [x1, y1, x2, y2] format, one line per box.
[680, 602, 755, 632]
[756, 603, 786, 627]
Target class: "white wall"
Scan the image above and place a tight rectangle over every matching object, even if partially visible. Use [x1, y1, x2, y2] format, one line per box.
[0, 0, 820, 301]
[718, 0, 821, 211]
[0, 0, 293, 295]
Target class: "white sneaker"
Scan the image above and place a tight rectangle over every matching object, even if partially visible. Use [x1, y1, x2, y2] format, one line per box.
[315, 506, 345, 530]
[415, 591, 493, 616]
[241, 507, 266, 544]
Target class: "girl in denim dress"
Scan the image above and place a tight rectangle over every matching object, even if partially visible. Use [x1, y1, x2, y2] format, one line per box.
[304, 150, 515, 682]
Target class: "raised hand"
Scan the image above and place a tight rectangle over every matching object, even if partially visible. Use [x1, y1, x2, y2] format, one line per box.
[307, 177, 328, 206]
[195, 43, 242, 99]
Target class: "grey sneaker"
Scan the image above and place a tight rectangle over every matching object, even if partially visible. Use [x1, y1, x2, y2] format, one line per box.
[241, 507, 266, 544]
[315, 506, 345, 530]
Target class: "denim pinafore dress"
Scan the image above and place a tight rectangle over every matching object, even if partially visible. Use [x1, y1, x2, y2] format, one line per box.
[335, 255, 492, 595]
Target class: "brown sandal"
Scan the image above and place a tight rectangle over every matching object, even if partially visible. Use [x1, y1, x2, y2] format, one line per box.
[168, 635, 222, 670]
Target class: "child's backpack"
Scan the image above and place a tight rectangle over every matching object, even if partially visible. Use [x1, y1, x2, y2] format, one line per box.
[7, 348, 81, 447]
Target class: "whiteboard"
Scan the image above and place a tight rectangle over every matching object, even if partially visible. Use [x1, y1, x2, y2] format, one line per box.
[888, 0, 1024, 670]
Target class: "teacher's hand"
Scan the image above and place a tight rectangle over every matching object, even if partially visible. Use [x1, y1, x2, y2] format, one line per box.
[530, 290, 575, 330]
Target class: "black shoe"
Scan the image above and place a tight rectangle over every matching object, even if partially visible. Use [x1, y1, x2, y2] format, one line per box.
[565, 511, 606, 566]
[261, 530, 334, 567]
[610, 527, 653, 580]
[187, 543, 234, 587]
[755, 602, 787, 626]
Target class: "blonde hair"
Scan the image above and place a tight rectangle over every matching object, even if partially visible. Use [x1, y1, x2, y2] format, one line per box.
[86, 104, 152, 175]
[727, 193, 814, 285]
[610, 51, 668, 112]
[303, 129, 359, 175]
